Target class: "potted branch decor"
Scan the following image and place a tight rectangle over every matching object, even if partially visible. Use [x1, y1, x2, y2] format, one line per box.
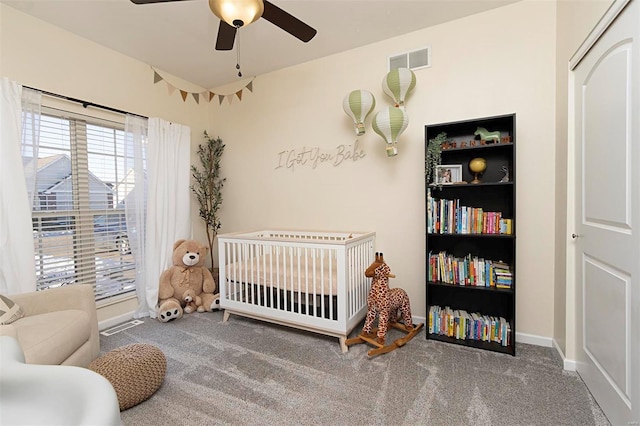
[191, 131, 226, 271]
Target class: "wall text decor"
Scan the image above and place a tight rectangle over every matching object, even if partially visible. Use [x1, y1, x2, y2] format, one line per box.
[275, 140, 365, 171]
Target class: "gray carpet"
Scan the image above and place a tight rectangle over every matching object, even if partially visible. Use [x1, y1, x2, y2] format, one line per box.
[99, 310, 610, 426]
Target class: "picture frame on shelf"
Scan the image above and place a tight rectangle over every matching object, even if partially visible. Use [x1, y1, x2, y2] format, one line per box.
[435, 164, 462, 184]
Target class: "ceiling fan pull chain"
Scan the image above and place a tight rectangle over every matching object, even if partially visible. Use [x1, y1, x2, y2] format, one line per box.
[236, 28, 243, 78]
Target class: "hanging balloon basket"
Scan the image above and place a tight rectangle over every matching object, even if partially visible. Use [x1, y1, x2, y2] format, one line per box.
[372, 107, 409, 157]
[343, 90, 376, 136]
[383, 68, 416, 110]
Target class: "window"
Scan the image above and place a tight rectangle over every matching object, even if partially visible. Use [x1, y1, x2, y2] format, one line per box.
[23, 109, 143, 301]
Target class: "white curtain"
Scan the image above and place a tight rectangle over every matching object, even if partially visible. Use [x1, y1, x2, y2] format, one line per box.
[124, 115, 148, 316]
[0, 78, 40, 295]
[135, 118, 192, 318]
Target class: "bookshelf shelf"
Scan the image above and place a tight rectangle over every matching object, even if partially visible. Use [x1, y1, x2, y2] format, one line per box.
[441, 142, 514, 153]
[427, 333, 515, 355]
[429, 280, 514, 294]
[425, 113, 516, 356]
[429, 182, 514, 188]
[427, 233, 514, 239]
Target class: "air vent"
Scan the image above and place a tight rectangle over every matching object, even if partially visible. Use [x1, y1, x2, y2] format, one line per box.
[388, 46, 431, 71]
[100, 319, 144, 336]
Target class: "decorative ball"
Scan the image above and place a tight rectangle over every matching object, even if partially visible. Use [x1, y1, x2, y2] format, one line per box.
[469, 157, 487, 174]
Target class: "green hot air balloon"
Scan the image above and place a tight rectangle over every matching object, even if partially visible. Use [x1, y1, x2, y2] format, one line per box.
[343, 90, 376, 136]
[382, 68, 416, 109]
[372, 107, 409, 157]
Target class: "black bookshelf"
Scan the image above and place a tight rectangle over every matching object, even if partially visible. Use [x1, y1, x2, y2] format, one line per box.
[425, 113, 516, 356]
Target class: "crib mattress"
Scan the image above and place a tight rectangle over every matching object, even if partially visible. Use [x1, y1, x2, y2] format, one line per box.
[225, 253, 338, 295]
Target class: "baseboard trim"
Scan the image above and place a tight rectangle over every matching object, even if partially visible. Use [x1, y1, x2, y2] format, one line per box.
[413, 315, 426, 326]
[552, 339, 578, 371]
[98, 311, 136, 331]
[563, 358, 578, 371]
[514, 333, 579, 371]
[515, 331, 553, 347]
[413, 318, 555, 350]
[399, 318, 556, 350]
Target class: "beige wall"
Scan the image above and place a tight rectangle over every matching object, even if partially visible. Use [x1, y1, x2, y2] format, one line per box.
[554, 0, 613, 359]
[0, 4, 213, 325]
[1, 0, 612, 346]
[210, 0, 557, 339]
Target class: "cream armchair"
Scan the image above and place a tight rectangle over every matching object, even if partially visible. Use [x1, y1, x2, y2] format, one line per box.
[0, 285, 99, 367]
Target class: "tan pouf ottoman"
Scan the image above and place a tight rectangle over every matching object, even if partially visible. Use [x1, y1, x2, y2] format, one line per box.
[89, 343, 166, 411]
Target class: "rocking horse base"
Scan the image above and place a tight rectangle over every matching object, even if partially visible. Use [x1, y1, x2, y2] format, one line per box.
[345, 322, 424, 357]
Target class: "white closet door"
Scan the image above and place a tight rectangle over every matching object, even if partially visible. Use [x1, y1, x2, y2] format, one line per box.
[570, 0, 639, 424]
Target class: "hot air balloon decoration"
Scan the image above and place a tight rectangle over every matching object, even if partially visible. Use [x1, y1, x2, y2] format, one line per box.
[372, 107, 409, 157]
[382, 68, 416, 110]
[343, 90, 376, 136]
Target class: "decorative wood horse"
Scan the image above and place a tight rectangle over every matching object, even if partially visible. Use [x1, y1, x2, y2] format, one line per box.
[346, 252, 423, 356]
[474, 127, 501, 143]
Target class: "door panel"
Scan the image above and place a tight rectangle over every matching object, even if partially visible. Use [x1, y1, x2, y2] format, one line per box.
[584, 257, 628, 401]
[572, 0, 639, 424]
[584, 44, 631, 228]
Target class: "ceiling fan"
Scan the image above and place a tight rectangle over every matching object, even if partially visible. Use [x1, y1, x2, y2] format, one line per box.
[130, 0, 317, 51]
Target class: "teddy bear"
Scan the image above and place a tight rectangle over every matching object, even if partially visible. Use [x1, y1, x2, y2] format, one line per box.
[157, 239, 219, 323]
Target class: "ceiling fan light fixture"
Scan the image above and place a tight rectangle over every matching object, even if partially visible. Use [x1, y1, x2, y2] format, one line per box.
[209, 0, 264, 28]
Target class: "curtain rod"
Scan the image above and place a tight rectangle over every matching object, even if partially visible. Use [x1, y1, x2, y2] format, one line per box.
[23, 85, 147, 119]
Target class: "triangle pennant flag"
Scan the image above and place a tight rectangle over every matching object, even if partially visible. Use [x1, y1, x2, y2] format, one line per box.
[153, 68, 256, 106]
[166, 82, 176, 96]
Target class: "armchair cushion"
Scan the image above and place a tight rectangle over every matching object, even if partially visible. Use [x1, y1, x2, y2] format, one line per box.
[14, 309, 91, 365]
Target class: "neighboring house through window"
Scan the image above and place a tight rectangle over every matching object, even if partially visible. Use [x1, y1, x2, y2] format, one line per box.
[22, 109, 144, 301]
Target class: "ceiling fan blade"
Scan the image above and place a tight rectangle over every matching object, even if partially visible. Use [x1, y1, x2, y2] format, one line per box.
[130, 0, 192, 4]
[262, 0, 317, 43]
[215, 20, 237, 51]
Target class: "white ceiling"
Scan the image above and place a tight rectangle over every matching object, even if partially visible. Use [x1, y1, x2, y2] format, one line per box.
[2, 0, 519, 89]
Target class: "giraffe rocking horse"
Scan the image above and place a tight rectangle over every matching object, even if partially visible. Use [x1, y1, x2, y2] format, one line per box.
[346, 252, 424, 356]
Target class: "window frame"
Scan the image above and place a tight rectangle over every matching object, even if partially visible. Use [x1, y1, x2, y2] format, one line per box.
[26, 105, 141, 302]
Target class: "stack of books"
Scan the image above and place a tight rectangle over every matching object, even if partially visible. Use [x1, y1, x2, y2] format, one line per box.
[428, 305, 511, 347]
[493, 261, 512, 289]
[427, 189, 513, 235]
[428, 251, 513, 288]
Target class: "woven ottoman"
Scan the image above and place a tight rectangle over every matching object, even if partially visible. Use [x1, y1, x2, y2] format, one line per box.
[89, 343, 166, 411]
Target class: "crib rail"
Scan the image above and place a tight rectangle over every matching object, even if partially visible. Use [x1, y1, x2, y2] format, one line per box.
[218, 230, 375, 341]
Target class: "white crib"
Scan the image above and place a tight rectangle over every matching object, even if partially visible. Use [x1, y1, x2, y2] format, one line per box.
[217, 230, 375, 352]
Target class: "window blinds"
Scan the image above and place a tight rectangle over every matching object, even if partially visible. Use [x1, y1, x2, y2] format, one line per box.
[28, 111, 137, 300]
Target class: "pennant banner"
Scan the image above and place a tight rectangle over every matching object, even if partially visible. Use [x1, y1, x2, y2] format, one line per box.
[151, 67, 255, 105]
